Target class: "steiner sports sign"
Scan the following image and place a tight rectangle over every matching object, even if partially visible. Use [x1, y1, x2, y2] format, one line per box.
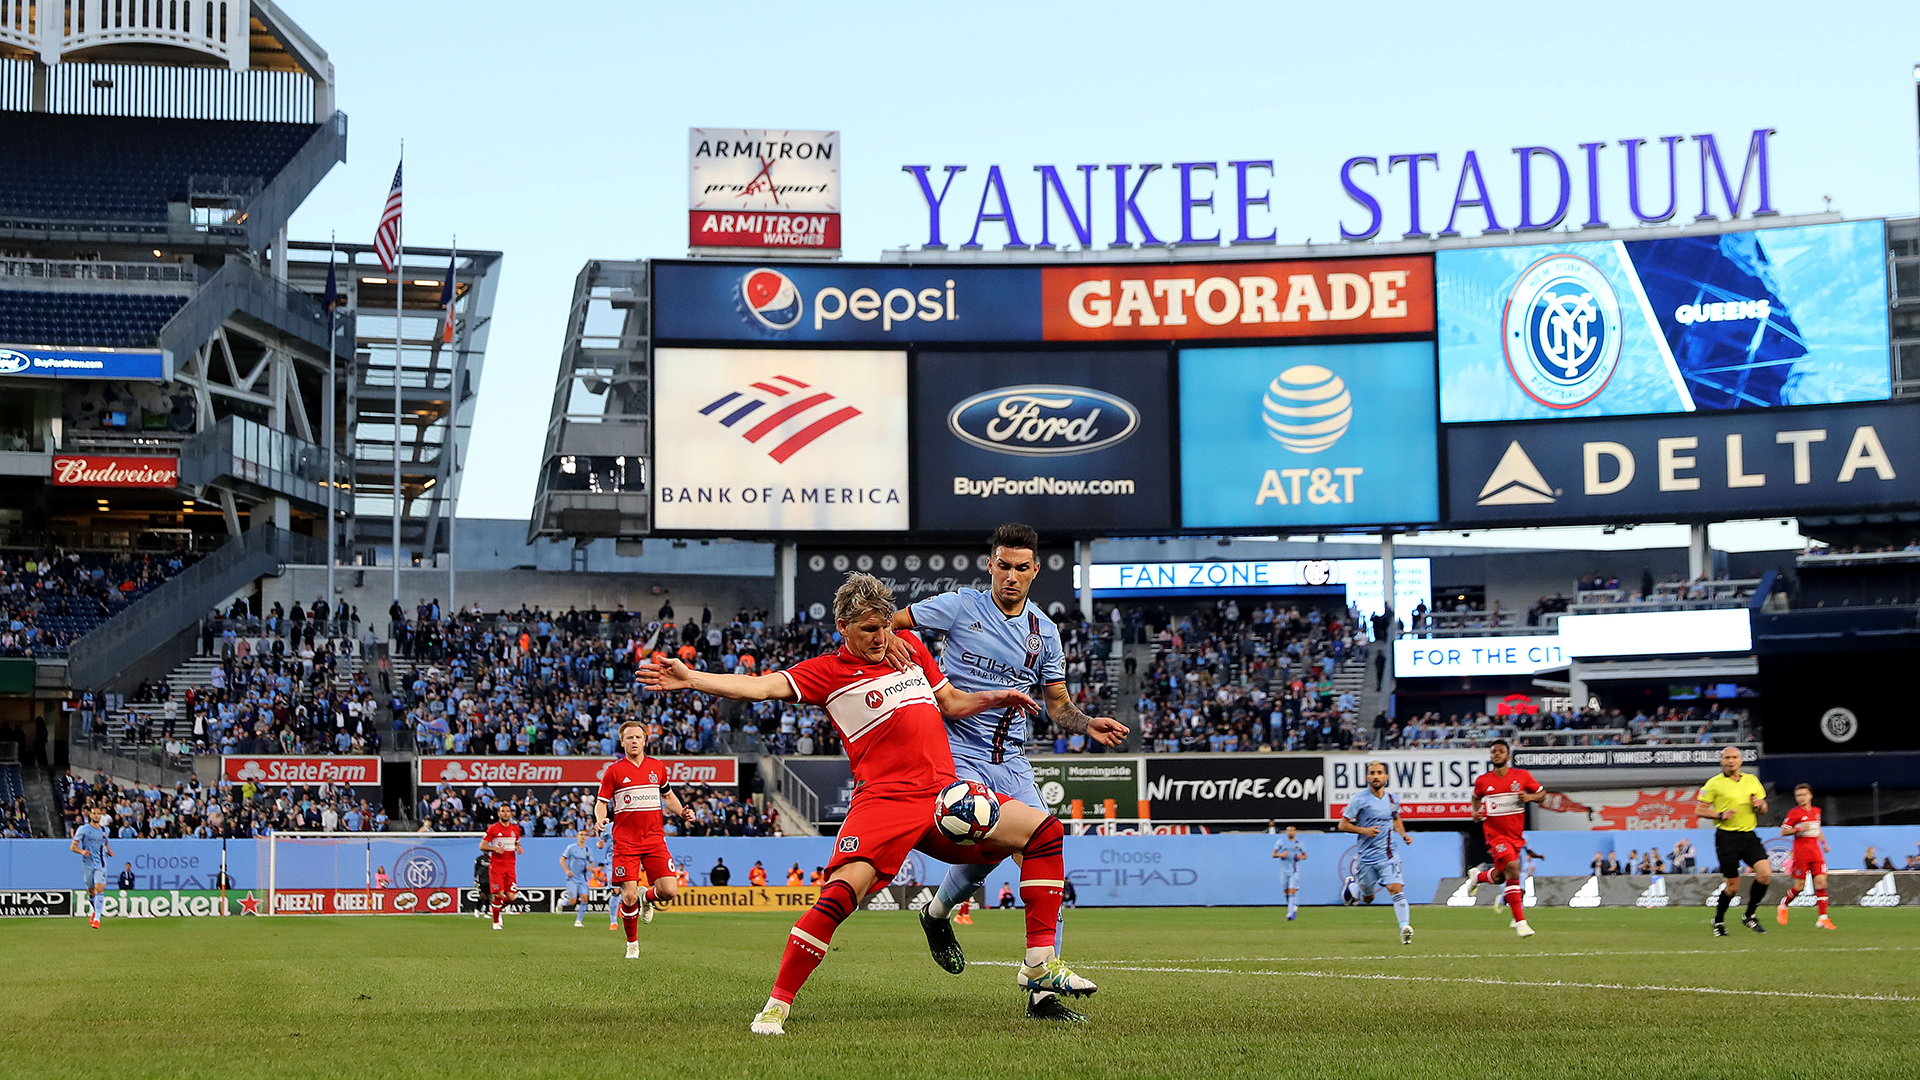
[417, 756, 737, 787]
[51, 455, 179, 487]
[689, 129, 840, 251]
[222, 755, 379, 786]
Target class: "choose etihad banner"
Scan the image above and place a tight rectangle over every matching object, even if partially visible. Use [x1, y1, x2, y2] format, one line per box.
[653, 348, 908, 532]
[1445, 400, 1920, 526]
[1437, 219, 1889, 423]
[913, 350, 1174, 532]
[1179, 342, 1440, 529]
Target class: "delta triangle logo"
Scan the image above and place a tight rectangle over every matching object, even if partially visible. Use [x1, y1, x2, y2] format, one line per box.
[1862, 872, 1900, 907]
[1477, 441, 1557, 506]
[1445, 879, 1476, 907]
[1568, 875, 1601, 908]
[1636, 876, 1670, 907]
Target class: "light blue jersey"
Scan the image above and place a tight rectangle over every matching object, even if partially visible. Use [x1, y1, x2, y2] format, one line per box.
[1342, 789, 1402, 864]
[562, 843, 591, 897]
[1274, 838, 1307, 888]
[74, 824, 108, 869]
[909, 588, 1065, 772]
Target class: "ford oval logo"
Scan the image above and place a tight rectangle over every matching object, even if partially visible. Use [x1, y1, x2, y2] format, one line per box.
[947, 384, 1139, 457]
[0, 349, 30, 375]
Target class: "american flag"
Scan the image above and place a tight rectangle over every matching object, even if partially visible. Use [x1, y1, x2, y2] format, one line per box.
[699, 374, 861, 463]
[373, 161, 402, 272]
[438, 252, 457, 344]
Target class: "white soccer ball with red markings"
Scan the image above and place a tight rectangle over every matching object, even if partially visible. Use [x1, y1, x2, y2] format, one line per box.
[935, 780, 1000, 845]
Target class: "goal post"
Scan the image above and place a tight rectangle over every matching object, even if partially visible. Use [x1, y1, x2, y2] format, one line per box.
[265, 832, 485, 914]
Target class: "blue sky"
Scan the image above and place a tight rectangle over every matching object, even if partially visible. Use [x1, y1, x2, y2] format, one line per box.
[283, 0, 1920, 537]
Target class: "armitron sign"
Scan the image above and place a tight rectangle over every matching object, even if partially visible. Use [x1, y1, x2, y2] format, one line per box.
[417, 756, 737, 787]
[51, 455, 179, 487]
[222, 756, 380, 786]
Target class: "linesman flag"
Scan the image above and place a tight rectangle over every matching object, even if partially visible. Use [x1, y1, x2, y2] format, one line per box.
[373, 162, 403, 272]
[439, 252, 457, 344]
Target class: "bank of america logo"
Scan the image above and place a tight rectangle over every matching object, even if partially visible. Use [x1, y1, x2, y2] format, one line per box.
[699, 374, 861, 463]
[1477, 441, 1557, 505]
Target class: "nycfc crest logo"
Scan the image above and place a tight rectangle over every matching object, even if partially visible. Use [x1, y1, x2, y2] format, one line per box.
[1502, 254, 1622, 409]
[1819, 706, 1858, 744]
[1025, 633, 1043, 654]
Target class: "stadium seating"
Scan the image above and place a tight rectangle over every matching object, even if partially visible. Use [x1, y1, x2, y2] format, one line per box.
[0, 290, 188, 349]
[0, 113, 318, 225]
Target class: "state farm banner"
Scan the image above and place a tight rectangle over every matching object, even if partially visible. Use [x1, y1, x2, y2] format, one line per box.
[224, 755, 379, 787]
[272, 888, 459, 915]
[51, 454, 179, 487]
[1143, 756, 1326, 821]
[1041, 256, 1432, 341]
[417, 756, 736, 787]
[1326, 750, 1488, 820]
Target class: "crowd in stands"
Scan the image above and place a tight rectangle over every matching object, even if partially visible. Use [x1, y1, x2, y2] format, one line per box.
[1132, 599, 1368, 754]
[414, 781, 776, 836]
[1590, 839, 1700, 875]
[1, 795, 35, 837]
[0, 547, 199, 656]
[1369, 703, 1752, 750]
[58, 768, 388, 838]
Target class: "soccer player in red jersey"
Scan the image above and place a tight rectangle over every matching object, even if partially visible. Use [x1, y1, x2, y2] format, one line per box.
[1777, 782, 1836, 929]
[481, 803, 522, 930]
[641, 572, 1095, 1034]
[1468, 739, 1547, 938]
[595, 721, 696, 959]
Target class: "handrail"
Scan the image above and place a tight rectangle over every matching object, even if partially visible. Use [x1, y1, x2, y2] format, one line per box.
[762, 755, 819, 834]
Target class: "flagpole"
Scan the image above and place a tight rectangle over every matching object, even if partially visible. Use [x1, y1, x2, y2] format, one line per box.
[446, 233, 459, 620]
[392, 140, 404, 610]
[325, 231, 337, 620]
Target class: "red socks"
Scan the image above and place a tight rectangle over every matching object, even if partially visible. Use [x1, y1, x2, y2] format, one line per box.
[1503, 883, 1525, 922]
[1815, 889, 1829, 916]
[489, 902, 502, 923]
[771, 880, 858, 1005]
[1475, 868, 1498, 885]
[645, 886, 661, 903]
[1019, 815, 1067, 949]
[620, 900, 639, 943]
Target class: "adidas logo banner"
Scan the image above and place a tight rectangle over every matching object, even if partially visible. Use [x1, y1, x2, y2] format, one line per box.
[1568, 876, 1601, 907]
[1441, 873, 1917, 908]
[1861, 873, 1900, 908]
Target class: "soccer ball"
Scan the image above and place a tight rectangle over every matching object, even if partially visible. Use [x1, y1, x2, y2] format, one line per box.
[934, 780, 999, 845]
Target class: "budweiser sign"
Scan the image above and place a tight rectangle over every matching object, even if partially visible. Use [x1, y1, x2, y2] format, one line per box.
[223, 755, 380, 786]
[51, 455, 179, 487]
[417, 756, 737, 787]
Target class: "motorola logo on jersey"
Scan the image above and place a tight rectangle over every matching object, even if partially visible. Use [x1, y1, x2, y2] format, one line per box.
[740, 268, 803, 330]
[946, 384, 1140, 457]
[1502, 254, 1622, 409]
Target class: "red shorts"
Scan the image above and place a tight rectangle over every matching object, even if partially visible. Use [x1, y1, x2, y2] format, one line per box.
[489, 865, 516, 895]
[1486, 837, 1524, 869]
[826, 786, 1006, 886]
[1791, 852, 1826, 878]
[612, 845, 673, 886]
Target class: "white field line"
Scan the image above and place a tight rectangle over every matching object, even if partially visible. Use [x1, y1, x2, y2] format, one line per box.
[997, 945, 1920, 965]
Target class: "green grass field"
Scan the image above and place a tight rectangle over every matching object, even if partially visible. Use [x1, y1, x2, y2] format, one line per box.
[5, 905, 1918, 1079]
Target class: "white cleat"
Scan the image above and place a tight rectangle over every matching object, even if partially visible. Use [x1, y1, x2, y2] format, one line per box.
[1018, 957, 1098, 997]
[750, 1001, 789, 1035]
[625, 941, 640, 960]
[1514, 919, 1536, 938]
[641, 893, 655, 924]
[492, 921, 503, 931]
[1400, 925, 1414, 945]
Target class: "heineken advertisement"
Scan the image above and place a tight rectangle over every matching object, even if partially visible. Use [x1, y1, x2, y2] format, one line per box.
[1031, 757, 1143, 819]
[71, 890, 240, 918]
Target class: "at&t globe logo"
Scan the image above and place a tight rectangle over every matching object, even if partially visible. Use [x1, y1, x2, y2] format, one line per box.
[1262, 365, 1352, 453]
[1501, 253, 1622, 409]
[739, 268, 802, 331]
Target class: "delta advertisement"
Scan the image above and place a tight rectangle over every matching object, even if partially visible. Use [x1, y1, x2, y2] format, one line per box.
[652, 348, 909, 532]
[1445, 400, 1920, 526]
[1437, 219, 1890, 422]
[1178, 341, 1439, 529]
[1325, 750, 1489, 820]
[912, 350, 1174, 533]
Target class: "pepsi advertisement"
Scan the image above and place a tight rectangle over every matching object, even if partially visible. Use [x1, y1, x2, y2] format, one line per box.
[1437, 219, 1890, 422]
[1178, 341, 1440, 529]
[913, 350, 1174, 533]
[652, 261, 1041, 342]
[1445, 399, 1920, 526]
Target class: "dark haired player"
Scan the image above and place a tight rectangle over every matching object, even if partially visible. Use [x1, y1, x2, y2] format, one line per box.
[642, 572, 1096, 1034]
[1467, 739, 1547, 938]
[481, 803, 521, 930]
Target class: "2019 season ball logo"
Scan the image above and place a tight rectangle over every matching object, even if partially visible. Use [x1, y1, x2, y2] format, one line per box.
[738, 268, 803, 331]
[1262, 365, 1352, 453]
[1501, 254, 1622, 408]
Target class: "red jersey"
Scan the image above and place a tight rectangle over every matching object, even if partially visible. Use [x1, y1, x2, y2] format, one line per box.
[779, 630, 955, 797]
[598, 755, 669, 853]
[1783, 804, 1824, 857]
[483, 820, 522, 869]
[1473, 767, 1542, 847]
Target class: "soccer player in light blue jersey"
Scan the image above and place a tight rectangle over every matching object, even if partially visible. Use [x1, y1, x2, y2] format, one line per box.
[1271, 824, 1308, 921]
[888, 523, 1128, 1024]
[591, 832, 618, 930]
[1338, 761, 1416, 944]
[560, 829, 594, 927]
[70, 814, 113, 929]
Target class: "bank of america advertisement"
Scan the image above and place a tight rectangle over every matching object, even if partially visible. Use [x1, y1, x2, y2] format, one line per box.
[1437, 220, 1889, 422]
[652, 348, 908, 531]
[1179, 342, 1439, 529]
[913, 350, 1173, 533]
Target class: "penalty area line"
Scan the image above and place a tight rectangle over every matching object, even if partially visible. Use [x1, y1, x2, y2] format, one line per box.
[970, 961, 1920, 1004]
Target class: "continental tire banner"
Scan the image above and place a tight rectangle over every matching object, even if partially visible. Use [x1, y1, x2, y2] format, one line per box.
[1143, 757, 1325, 821]
[1034, 758, 1144, 819]
[1434, 872, 1920, 908]
[271, 888, 460, 915]
[653, 885, 823, 913]
[0, 889, 73, 917]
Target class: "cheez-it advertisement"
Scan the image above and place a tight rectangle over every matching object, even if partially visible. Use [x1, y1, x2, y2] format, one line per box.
[1040, 256, 1433, 341]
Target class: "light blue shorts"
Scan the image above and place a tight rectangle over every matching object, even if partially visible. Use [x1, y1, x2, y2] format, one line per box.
[1355, 858, 1404, 895]
[952, 756, 1042, 810]
[1282, 870, 1301, 892]
[564, 878, 590, 899]
[83, 867, 109, 890]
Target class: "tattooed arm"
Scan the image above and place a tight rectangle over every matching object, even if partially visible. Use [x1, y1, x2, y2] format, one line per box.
[1041, 682, 1129, 747]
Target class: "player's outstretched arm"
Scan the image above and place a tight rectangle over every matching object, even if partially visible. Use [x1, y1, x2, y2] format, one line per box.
[1042, 682, 1129, 746]
[639, 657, 796, 703]
[933, 681, 1039, 720]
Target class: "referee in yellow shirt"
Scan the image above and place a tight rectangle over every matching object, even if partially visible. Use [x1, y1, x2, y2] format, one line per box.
[1695, 744, 1771, 936]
